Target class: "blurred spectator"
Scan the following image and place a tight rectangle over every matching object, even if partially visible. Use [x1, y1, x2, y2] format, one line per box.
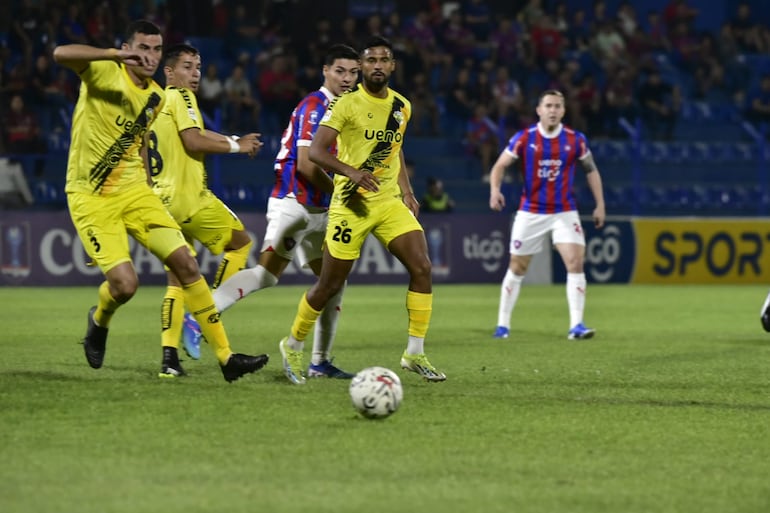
[489, 17, 521, 68]
[58, 3, 88, 46]
[198, 62, 225, 118]
[29, 54, 72, 133]
[566, 8, 591, 51]
[339, 17, 360, 50]
[441, 8, 477, 66]
[637, 69, 681, 140]
[669, 21, 701, 73]
[463, 0, 492, 41]
[745, 75, 770, 128]
[409, 72, 440, 136]
[644, 9, 671, 52]
[519, 0, 545, 28]
[226, 3, 262, 60]
[663, 0, 698, 33]
[3, 94, 46, 155]
[730, 2, 754, 52]
[444, 66, 475, 137]
[465, 103, 499, 181]
[405, 10, 442, 75]
[592, 21, 627, 71]
[257, 53, 299, 135]
[604, 67, 637, 137]
[617, 1, 639, 38]
[491, 65, 523, 120]
[421, 176, 455, 212]
[11, 0, 46, 61]
[224, 64, 259, 132]
[530, 15, 565, 64]
[85, 1, 114, 49]
[575, 74, 604, 136]
[589, 0, 610, 32]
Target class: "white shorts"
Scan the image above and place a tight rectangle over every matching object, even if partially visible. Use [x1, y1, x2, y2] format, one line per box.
[509, 210, 585, 255]
[261, 196, 328, 268]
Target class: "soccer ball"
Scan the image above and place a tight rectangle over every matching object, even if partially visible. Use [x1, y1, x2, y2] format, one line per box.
[349, 366, 403, 419]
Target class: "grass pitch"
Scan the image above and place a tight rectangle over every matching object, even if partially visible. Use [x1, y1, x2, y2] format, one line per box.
[2, 283, 770, 513]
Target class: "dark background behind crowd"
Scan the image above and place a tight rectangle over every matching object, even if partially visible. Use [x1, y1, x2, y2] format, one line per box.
[2, 0, 770, 214]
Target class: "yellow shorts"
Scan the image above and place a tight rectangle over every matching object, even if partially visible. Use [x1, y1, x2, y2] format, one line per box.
[67, 185, 186, 273]
[325, 194, 423, 260]
[179, 197, 245, 255]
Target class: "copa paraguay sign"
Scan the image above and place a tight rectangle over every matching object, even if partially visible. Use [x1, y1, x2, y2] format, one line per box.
[579, 217, 770, 284]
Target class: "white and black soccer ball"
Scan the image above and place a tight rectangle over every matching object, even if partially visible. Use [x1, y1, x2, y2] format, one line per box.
[349, 366, 403, 419]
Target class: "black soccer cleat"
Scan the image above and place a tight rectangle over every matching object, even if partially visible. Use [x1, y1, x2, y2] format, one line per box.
[82, 306, 108, 369]
[159, 346, 186, 378]
[220, 353, 269, 383]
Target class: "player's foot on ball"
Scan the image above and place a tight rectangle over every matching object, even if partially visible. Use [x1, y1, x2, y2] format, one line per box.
[158, 346, 186, 379]
[182, 312, 202, 360]
[567, 323, 595, 340]
[279, 337, 306, 385]
[400, 351, 446, 382]
[82, 306, 108, 369]
[307, 359, 355, 379]
[493, 326, 509, 339]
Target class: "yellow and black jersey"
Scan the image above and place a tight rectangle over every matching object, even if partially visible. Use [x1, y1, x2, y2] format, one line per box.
[65, 60, 164, 196]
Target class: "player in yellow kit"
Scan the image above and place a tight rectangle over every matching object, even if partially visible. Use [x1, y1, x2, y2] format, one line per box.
[278, 36, 446, 384]
[149, 43, 263, 377]
[53, 20, 268, 382]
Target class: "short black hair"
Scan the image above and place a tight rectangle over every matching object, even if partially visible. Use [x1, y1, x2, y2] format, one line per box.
[361, 35, 393, 54]
[163, 43, 199, 67]
[324, 44, 359, 66]
[124, 20, 162, 44]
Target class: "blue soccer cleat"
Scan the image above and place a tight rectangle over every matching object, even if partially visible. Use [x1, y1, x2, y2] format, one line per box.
[567, 323, 595, 340]
[493, 326, 509, 339]
[182, 312, 202, 360]
[307, 359, 355, 379]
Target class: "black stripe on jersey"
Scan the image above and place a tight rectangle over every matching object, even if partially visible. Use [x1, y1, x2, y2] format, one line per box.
[89, 91, 163, 192]
[340, 94, 405, 204]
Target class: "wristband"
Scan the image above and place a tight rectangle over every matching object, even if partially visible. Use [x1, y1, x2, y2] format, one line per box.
[227, 137, 239, 153]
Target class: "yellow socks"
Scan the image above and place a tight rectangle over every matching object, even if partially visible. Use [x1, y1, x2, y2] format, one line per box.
[290, 292, 322, 342]
[94, 281, 121, 327]
[161, 286, 184, 349]
[183, 277, 231, 364]
[406, 290, 432, 338]
[213, 241, 252, 288]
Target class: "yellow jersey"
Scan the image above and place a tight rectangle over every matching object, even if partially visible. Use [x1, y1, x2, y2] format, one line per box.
[150, 86, 214, 221]
[65, 60, 164, 196]
[320, 84, 411, 206]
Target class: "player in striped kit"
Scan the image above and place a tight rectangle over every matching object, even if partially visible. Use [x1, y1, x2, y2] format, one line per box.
[489, 89, 606, 340]
[188, 44, 361, 379]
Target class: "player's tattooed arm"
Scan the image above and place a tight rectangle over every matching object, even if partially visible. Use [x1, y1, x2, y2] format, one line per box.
[580, 153, 599, 174]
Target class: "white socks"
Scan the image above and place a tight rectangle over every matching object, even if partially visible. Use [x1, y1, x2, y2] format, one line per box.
[566, 272, 587, 328]
[311, 282, 346, 365]
[497, 268, 524, 328]
[213, 265, 278, 312]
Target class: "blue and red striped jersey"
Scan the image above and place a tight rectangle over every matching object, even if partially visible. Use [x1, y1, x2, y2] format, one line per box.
[271, 87, 336, 208]
[505, 123, 589, 214]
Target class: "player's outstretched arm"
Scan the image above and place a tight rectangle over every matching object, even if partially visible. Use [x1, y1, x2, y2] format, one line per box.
[181, 129, 262, 157]
[53, 44, 149, 73]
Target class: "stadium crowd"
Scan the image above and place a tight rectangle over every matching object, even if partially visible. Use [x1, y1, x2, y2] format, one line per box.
[1, 0, 770, 179]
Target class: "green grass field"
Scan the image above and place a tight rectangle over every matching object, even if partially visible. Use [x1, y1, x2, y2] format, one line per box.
[2, 283, 770, 513]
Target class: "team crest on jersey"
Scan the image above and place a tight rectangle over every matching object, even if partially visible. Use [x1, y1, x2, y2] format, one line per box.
[145, 107, 155, 120]
[321, 110, 333, 122]
[393, 110, 405, 125]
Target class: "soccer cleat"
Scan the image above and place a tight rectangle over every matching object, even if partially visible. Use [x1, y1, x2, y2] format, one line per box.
[182, 312, 202, 360]
[278, 337, 306, 385]
[307, 359, 355, 379]
[761, 300, 770, 332]
[220, 353, 269, 383]
[82, 306, 108, 369]
[400, 352, 447, 382]
[567, 323, 596, 340]
[159, 346, 186, 379]
[493, 326, 510, 339]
